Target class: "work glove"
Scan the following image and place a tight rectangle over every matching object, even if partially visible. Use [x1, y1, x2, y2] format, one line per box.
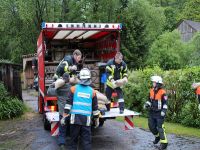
[53, 74, 58, 81]
[69, 65, 77, 71]
[198, 104, 200, 111]
[60, 117, 66, 126]
[111, 79, 117, 89]
[143, 101, 151, 109]
[161, 111, 166, 117]
[60, 114, 69, 126]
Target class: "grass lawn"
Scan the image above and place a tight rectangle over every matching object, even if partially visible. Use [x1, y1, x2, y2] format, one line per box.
[116, 116, 200, 138]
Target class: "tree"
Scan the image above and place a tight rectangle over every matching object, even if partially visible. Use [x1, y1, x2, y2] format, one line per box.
[178, 0, 200, 22]
[189, 33, 200, 66]
[119, 0, 166, 68]
[146, 30, 195, 70]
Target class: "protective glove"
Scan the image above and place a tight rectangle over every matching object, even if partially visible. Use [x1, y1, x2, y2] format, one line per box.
[53, 74, 58, 81]
[161, 111, 166, 117]
[111, 79, 117, 88]
[143, 101, 151, 109]
[60, 117, 66, 126]
[69, 65, 77, 71]
[198, 104, 200, 111]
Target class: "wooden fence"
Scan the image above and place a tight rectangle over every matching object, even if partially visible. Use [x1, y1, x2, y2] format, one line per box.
[0, 62, 22, 100]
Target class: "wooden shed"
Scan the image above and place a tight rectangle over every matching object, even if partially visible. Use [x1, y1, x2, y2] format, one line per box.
[0, 61, 22, 99]
[177, 20, 200, 42]
[22, 53, 37, 89]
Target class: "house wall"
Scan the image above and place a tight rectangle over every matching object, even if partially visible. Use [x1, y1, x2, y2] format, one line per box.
[177, 21, 196, 42]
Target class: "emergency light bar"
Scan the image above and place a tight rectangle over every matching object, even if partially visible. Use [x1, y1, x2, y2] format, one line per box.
[42, 22, 122, 30]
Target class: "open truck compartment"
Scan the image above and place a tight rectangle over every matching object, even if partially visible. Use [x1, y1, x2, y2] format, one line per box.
[38, 22, 122, 95]
[37, 22, 140, 134]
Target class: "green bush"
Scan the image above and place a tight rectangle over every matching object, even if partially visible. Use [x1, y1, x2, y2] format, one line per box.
[180, 102, 200, 128]
[0, 82, 25, 119]
[124, 66, 200, 128]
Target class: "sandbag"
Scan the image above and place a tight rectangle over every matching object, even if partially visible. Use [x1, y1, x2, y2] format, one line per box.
[55, 78, 65, 89]
[69, 76, 79, 84]
[115, 77, 128, 87]
[96, 91, 108, 101]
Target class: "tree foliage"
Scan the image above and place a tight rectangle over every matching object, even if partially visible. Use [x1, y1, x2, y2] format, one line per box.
[0, 0, 199, 69]
[146, 30, 195, 70]
[120, 0, 166, 68]
[124, 66, 200, 128]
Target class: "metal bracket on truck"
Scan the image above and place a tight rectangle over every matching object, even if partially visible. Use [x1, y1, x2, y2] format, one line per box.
[101, 108, 140, 130]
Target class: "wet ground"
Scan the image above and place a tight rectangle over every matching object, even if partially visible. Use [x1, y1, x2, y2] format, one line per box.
[0, 90, 200, 150]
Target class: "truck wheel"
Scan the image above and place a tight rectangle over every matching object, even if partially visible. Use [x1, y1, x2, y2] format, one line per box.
[43, 114, 51, 130]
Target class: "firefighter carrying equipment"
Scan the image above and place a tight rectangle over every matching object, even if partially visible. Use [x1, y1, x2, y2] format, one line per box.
[151, 75, 163, 84]
[106, 59, 128, 89]
[56, 55, 78, 77]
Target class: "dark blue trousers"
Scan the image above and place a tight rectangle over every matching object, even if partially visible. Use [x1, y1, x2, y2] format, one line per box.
[70, 124, 91, 150]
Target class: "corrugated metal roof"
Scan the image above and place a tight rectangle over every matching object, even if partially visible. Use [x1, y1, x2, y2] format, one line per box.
[185, 20, 200, 31]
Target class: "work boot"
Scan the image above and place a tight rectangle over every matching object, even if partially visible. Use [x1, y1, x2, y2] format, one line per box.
[153, 137, 160, 144]
[160, 143, 168, 150]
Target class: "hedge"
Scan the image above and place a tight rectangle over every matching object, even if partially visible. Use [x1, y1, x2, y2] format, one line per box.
[124, 66, 200, 128]
[0, 82, 24, 119]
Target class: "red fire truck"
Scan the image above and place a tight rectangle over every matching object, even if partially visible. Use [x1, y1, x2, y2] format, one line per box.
[37, 22, 139, 135]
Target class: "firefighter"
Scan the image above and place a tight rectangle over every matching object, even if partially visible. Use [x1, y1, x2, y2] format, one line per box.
[144, 75, 168, 150]
[54, 49, 82, 80]
[62, 68, 99, 150]
[192, 82, 200, 110]
[105, 52, 128, 114]
[195, 85, 200, 110]
[47, 73, 71, 149]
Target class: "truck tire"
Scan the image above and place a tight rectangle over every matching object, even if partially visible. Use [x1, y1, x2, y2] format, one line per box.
[43, 114, 51, 130]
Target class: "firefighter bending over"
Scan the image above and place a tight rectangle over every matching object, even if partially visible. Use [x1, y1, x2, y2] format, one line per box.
[105, 52, 128, 114]
[63, 68, 99, 150]
[47, 73, 71, 149]
[54, 49, 82, 80]
[144, 75, 168, 150]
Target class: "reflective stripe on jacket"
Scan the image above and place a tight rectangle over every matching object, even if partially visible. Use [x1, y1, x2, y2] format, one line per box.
[150, 88, 166, 111]
[106, 59, 128, 88]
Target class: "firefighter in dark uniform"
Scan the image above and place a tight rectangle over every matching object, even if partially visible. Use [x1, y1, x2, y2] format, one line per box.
[144, 75, 168, 150]
[63, 68, 99, 150]
[47, 73, 71, 150]
[105, 52, 128, 114]
[54, 49, 82, 79]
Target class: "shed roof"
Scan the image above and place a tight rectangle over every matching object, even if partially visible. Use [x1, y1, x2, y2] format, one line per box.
[178, 20, 200, 31]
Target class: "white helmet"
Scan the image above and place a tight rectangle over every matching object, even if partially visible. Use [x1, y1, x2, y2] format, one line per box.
[151, 75, 163, 84]
[79, 68, 91, 79]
